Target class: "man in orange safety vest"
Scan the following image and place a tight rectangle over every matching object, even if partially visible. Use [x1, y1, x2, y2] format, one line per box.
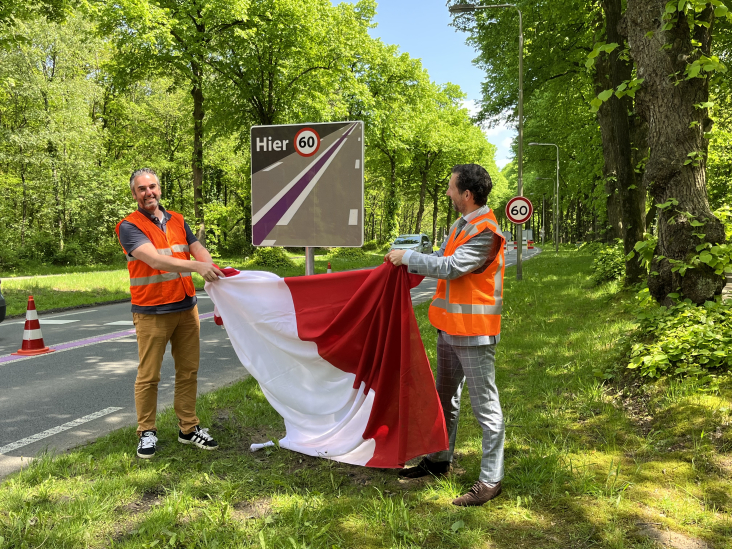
[116, 168, 224, 459]
[385, 164, 506, 506]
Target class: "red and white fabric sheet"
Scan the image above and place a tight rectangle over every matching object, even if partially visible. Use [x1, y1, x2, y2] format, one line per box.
[205, 263, 448, 468]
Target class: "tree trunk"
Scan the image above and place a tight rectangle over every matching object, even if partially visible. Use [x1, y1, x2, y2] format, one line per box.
[626, 0, 725, 304]
[191, 59, 206, 246]
[415, 168, 428, 234]
[595, 52, 623, 242]
[431, 182, 440, 245]
[603, 0, 646, 283]
[382, 158, 400, 242]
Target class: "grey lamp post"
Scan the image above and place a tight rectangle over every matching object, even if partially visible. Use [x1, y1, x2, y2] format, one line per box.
[449, 2, 524, 280]
[529, 142, 559, 252]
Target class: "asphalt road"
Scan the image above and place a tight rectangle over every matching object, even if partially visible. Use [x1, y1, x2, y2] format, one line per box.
[252, 122, 363, 247]
[0, 293, 246, 476]
[0, 246, 540, 477]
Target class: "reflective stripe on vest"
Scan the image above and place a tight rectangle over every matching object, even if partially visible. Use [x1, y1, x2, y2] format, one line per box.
[130, 272, 192, 287]
[428, 208, 506, 336]
[126, 246, 189, 262]
[115, 210, 196, 307]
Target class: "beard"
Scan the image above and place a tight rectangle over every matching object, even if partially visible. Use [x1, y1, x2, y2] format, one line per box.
[450, 199, 460, 213]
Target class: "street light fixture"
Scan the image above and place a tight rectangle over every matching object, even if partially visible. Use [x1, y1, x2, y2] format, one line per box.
[528, 142, 560, 252]
[449, 2, 524, 280]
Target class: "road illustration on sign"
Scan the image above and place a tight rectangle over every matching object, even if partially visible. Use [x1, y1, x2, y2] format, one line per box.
[251, 121, 364, 247]
[505, 196, 533, 225]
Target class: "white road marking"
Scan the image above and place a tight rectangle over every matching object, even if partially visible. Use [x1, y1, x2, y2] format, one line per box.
[260, 240, 276, 246]
[276, 135, 351, 226]
[104, 321, 134, 326]
[252, 125, 355, 225]
[196, 295, 211, 299]
[348, 209, 359, 225]
[358, 137, 361, 141]
[262, 161, 283, 172]
[1, 309, 99, 327]
[39, 320, 79, 325]
[0, 407, 124, 455]
[355, 159, 360, 169]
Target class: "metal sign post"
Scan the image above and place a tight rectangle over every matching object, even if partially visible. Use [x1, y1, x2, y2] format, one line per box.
[305, 247, 315, 276]
[250, 121, 364, 275]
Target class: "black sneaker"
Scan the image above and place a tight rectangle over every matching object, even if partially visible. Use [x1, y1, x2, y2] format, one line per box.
[137, 430, 157, 459]
[178, 426, 218, 450]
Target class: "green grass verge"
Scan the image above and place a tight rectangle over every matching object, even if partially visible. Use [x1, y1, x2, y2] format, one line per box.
[0, 261, 128, 279]
[1, 250, 730, 548]
[0, 254, 386, 317]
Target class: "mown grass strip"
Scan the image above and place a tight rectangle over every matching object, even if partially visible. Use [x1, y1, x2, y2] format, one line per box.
[0, 250, 730, 548]
[1, 254, 386, 317]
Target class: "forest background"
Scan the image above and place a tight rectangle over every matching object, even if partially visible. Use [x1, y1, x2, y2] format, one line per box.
[0, 0, 511, 274]
[0, 0, 731, 307]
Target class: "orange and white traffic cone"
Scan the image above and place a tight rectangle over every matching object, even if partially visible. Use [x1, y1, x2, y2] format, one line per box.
[326, 262, 332, 274]
[12, 296, 54, 356]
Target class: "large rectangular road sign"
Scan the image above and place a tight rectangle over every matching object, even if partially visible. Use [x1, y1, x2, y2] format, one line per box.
[250, 121, 364, 247]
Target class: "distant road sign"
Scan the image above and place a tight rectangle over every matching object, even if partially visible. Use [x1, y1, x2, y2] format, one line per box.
[505, 196, 533, 225]
[250, 121, 364, 247]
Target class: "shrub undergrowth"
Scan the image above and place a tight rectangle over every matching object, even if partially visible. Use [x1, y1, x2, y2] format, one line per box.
[628, 288, 732, 381]
[588, 240, 625, 285]
[327, 247, 367, 260]
[251, 247, 295, 268]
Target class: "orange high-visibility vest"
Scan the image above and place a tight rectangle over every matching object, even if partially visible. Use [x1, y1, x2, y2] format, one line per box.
[428, 209, 506, 336]
[115, 210, 196, 307]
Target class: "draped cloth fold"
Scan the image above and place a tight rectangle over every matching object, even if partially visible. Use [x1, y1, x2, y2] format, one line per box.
[205, 263, 448, 468]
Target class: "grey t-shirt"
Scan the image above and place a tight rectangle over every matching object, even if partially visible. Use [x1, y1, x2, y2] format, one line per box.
[118, 206, 199, 315]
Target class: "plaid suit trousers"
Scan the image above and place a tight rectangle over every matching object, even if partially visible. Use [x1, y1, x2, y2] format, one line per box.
[428, 331, 505, 483]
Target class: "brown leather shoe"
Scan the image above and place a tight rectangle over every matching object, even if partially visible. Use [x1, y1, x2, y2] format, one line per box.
[398, 458, 451, 479]
[452, 481, 502, 506]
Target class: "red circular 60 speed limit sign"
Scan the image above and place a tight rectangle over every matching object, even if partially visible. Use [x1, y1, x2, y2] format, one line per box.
[505, 196, 534, 224]
[294, 127, 321, 157]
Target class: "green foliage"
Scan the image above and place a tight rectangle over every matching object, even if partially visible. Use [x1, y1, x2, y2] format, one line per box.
[362, 239, 379, 251]
[627, 233, 658, 274]
[251, 247, 294, 269]
[714, 204, 732, 240]
[327, 247, 367, 260]
[590, 241, 625, 285]
[629, 288, 732, 380]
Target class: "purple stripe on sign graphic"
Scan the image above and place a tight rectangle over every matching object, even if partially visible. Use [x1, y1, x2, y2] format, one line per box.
[0, 312, 215, 365]
[253, 123, 356, 245]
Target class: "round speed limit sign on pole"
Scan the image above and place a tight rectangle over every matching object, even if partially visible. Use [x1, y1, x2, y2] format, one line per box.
[505, 196, 533, 225]
[294, 127, 321, 157]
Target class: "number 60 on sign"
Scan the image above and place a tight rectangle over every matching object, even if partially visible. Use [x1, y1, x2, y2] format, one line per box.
[505, 196, 533, 225]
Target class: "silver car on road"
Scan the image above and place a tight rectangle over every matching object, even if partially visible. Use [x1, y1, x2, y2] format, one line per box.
[389, 234, 433, 254]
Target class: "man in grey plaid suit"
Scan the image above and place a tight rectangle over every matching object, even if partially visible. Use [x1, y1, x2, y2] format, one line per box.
[385, 163, 505, 506]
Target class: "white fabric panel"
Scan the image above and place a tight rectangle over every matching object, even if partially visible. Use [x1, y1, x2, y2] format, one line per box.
[206, 271, 376, 465]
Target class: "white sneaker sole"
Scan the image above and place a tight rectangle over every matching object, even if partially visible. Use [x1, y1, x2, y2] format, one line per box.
[178, 436, 218, 450]
[137, 451, 155, 459]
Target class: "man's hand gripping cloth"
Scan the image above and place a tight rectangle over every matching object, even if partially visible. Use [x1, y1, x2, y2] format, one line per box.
[206, 263, 448, 468]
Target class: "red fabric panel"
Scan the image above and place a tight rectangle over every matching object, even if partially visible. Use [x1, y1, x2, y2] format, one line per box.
[285, 263, 448, 468]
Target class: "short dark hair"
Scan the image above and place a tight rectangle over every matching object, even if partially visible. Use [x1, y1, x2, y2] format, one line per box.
[451, 164, 492, 207]
[129, 168, 159, 192]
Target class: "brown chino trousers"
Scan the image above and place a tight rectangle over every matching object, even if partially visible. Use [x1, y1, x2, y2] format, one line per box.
[132, 306, 200, 436]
